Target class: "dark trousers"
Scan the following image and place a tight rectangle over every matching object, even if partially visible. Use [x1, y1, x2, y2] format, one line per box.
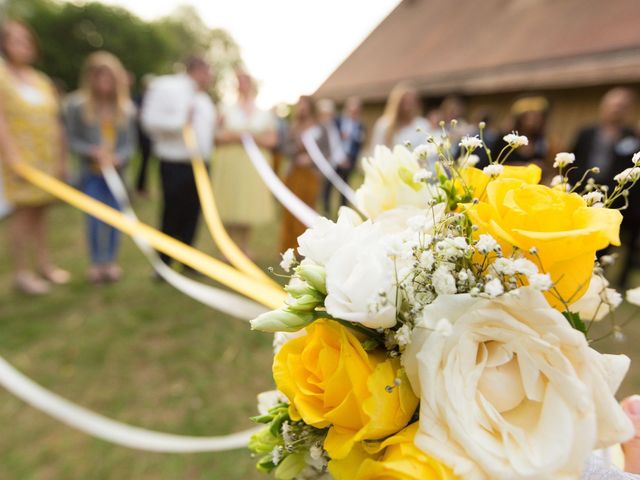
[159, 161, 201, 265]
[135, 127, 153, 192]
[322, 160, 356, 213]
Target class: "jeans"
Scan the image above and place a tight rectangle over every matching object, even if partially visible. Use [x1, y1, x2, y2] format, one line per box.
[82, 173, 121, 265]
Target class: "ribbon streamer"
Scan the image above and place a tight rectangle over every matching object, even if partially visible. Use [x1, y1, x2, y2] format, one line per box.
[0, 357, 259, 452]
[301, 130, 358, 207]
[101, 165, 268, 320]
[13, 162, 286, 309]
[182, 127, 280, 290]
[241, 133, 319, 228]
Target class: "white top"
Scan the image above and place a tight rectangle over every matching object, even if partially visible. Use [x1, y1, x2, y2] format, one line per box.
[370, 116, 435, 150]
[324, 120, 347, 167]
[141, 73, 216, 162]
[220, 102, 276, 134]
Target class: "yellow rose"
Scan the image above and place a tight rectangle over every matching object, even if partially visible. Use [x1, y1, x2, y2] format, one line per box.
[458, 164, 541, 198]
[328, 423, 458, 480]
[273, 319, 418, 459]
[464, 177, 622, 307]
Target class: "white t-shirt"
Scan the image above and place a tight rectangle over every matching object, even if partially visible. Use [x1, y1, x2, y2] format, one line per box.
[141, 74, 216, 162]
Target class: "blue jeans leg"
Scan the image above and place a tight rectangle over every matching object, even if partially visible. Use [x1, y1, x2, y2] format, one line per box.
[82, 174, 122, 265]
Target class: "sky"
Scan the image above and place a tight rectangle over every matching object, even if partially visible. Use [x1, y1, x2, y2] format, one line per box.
[92, 0, 402, 108]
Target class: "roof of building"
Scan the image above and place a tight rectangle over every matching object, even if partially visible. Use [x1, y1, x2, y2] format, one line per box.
[315, 0, 640, 101]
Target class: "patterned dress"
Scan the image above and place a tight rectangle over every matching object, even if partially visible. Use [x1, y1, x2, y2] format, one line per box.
[0, 63, 59, 206]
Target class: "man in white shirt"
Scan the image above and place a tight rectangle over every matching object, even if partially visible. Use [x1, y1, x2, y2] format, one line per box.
[141, 57, 216, 267]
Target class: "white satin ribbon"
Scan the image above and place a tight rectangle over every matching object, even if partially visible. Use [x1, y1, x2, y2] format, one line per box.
[301, 130, 358, 207]
[241, 133, 319, 228]
[101, 165, 267, 320]
[0, 357, 259, 452]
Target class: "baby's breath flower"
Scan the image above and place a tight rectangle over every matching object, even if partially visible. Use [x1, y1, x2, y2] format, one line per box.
[475, 234, 500, 254]
[413, 144, 431, 160]
[503, 132, 529, 148]
[484, 278, 504, 297]
[626, 286, 640, 306]
[582, 191, 604, 206]
[633, 151, 640, 166]
[459, 135, 484, 151]
[550, 175, 564, 187]
[553, 152, 576, 168]
[413, 168, 432, 183]
[279, 248, 296, 272]
[529, 273, 553, 291]
[614, 167, 640, 184]
[394, 324, 412, 348]
[483, 164, 504, 177]
[464, 154, 481, 167]
[433, 265, 457, 295]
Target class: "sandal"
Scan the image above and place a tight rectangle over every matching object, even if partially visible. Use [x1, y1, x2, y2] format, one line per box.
[87, 266, 104, 284]
[103, 264, 123, 283]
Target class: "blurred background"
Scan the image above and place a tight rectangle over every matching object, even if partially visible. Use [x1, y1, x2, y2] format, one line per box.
[0, 0, 640, 478]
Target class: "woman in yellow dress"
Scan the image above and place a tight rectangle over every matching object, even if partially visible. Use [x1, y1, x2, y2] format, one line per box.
[0, 19, 69, 295]
[214, 71, 277, 255]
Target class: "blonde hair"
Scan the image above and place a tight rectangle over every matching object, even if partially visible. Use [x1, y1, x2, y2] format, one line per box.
[79, 50, 131, 125]
[382, 83, 420, 146]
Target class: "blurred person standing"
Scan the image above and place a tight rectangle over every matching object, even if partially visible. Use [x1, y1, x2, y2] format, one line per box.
[491, 96, 558, 180]
[571, 88, 639, 185]
[370, 83, 434, 150]
[333, 96, 365, 208]
[280, 95, 328, 252]
[571, 87, 640, 287]
[64, 51, 136, 284]
[440, 94, 474, 158]
[214, 70, 276, 255]
[0, 19, 69, 295]
[134, 73, 154, 196]
[317, 98, 347, 214]
[141, 57, 216, 267]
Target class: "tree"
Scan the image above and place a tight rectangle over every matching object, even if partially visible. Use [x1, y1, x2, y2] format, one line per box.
[2, 0, 242, 96]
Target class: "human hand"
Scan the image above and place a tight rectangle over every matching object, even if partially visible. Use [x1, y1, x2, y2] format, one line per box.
[622, 395, 640, 473]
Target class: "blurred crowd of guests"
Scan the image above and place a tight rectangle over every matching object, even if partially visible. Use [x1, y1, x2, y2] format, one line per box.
[2, 17, 640, 296]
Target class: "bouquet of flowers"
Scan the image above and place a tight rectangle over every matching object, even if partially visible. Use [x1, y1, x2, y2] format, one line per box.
[248, 123, 640, 480]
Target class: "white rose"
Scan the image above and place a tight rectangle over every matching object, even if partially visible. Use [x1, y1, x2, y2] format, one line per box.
[570, 275, 621, 321]
[356, 145, 439, 219]
[324, 221, 397, 328]
[404, 287, 633, 480]
[297, 207, 362, 266]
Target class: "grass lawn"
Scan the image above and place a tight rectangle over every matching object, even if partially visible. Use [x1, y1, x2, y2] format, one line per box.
[0, 164, 284, 480]
[1, 164, 640, 479]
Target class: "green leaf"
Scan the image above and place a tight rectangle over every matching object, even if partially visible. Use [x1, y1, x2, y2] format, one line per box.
[256, 454, 276, 473]
[269, 411, 289, 437]
[250, 414, 273, 424]
[274, 452, 306, 480]
[248, 427, 279, 454]
[563, 311, 587, 336]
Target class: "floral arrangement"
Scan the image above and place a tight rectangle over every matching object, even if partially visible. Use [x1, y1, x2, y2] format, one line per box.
[248, 123, 640, 480]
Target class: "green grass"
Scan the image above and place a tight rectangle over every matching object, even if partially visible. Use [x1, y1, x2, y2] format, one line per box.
[1, 166, 640, 479]
[0, 165, 283, 480]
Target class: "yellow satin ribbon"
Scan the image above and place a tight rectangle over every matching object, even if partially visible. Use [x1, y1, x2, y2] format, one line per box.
[13, 162, 286, 310]
[183, 127, 281, 291]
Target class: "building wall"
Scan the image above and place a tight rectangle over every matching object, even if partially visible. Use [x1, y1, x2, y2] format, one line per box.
[355, 83, 640, 155]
